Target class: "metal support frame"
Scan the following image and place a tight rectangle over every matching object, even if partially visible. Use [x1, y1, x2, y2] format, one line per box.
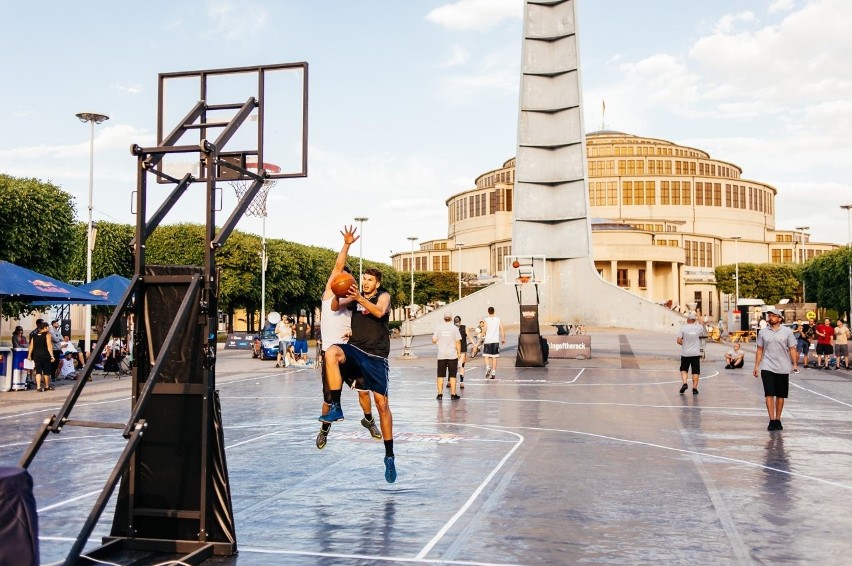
[14, 62, 308, 565]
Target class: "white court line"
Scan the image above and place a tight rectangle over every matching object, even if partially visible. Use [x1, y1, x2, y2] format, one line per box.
[238, 545, 514, 565]
[790, 381, 852, 408]
[504, 425, 852, 491]
[0, 396, 128, 421]
[568, 367, 584, 383]
[0, 433, 116, 451]
[416, 425, 524, 560]
[38, 489, 103, 513]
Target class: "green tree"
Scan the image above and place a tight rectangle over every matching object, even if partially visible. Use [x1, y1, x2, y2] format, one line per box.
[803, 247, 852, 314]
[715, 263, 801, 305]
[0, 174, 76, 277]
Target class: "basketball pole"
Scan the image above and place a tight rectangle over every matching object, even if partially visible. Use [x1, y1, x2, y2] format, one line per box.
[261, 214, 267, 328]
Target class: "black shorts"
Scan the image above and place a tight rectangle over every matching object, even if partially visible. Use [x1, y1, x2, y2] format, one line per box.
[34, 358, 53, 375]
[321, 348, 364, 404]
[761, 370, 789, 398]
[437, 358, 458, 378]
[483, 343, 500, 357]
[816, 343, 833, 356]
[679, 356, 700, 375]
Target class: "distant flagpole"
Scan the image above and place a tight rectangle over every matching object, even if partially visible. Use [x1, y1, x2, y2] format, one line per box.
[601, 98, 606, 129]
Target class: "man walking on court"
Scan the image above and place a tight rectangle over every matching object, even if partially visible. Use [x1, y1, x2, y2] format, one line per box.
[322, 267, 397, 483]
[753, 308, 798, 430]
[483, 306, 506, 380]
[316, 226, 382, 450]
[677, 312, 705, 394]
[433, 311, 461, 399]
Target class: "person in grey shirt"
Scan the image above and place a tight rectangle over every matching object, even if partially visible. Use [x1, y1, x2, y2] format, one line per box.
[432, 311, 461, 400]
[676, 312, 706, 395]
[753, 308, 798, 431]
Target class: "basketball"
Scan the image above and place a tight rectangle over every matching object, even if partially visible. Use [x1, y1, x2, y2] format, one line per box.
[330, 272, 356, 298]
[512, 260, 520, 269]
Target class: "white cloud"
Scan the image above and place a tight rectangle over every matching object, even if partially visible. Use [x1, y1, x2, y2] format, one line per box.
[769, 0, 796, 13]
[203, 0, 268, 41]
[714, 11, 755, 33]
[426, 0, 522, 32]
[439, 45, 471, 68]
[113, 83, 143, 95]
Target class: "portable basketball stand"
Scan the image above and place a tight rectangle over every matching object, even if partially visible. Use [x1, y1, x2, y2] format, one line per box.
[508, 256, 546, 368]
[18, 62, 308, 565]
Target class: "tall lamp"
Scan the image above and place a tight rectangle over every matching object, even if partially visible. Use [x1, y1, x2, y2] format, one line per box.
[731, 236, 741, 328]
[76, 111, 110, 356]
[455, 242, 464, 301]
[355, 217, 368, 290]
[841, 205, 852, 321]
[796, 226, 809, 301]
[407, 237, 418, 315]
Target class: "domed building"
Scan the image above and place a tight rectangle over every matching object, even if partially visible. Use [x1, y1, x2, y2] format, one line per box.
[391, 131, 837, 321]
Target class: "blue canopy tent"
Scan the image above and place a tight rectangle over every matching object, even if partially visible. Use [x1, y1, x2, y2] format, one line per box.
[30, 274, 131, 307]
[0, 260, 108, 342]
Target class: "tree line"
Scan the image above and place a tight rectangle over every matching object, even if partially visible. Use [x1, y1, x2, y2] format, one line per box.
[0, 174, 471, 326]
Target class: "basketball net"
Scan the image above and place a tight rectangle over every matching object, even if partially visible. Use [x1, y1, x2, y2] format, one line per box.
[228, 164, 279, 217]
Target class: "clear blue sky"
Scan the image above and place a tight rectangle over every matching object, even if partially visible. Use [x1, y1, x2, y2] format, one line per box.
[1, 0, 849, 262]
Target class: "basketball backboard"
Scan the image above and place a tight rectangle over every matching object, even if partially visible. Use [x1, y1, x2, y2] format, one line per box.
[503, 255, 547, 285]
[156, 63, 307, 184]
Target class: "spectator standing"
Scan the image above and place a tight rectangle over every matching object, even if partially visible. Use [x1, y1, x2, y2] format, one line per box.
[293, 311, 310, 363]
[49, 319, 63, 380]
[27, 321, 54, 392]
[432, 312, 461, 400]
[801, 318, 815, 367]
[834, 320, 851, 370]
[482, 307, 506, 380]
[753, 308, 798, 430]
[814, 317, 835, 369]
[677, 312, 706, 395]
[453, 315, 468, 389]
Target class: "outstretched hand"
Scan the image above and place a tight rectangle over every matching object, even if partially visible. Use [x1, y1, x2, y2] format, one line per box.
[341, 225, 360, 245]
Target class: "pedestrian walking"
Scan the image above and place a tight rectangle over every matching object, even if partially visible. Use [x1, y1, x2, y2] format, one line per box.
[834, 319, 850, 370]
[753, 308, 798, 430]
[453, 315, 468, 389]
[482, 306, 506, 380]
[432, 311, 461, 400]
[677, 311, 705, 394]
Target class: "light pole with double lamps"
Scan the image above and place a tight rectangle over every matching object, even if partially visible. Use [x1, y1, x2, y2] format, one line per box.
[354, 217, 368, 290]
[407, 237, 418, 316]
[796, 226, 809, 301]
[841, 205, 852, 321]
[455, 242, 464, 302]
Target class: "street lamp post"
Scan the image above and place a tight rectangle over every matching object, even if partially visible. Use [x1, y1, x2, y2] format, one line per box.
[455, 242, 464, 302]
[76, 111, 110, 356]
[354, 217, 368, 290]
[407, 237, 418, 315]
[796, 226, 809, 301]
[841, 205, 852, 321]
[732, 237, 741, 324]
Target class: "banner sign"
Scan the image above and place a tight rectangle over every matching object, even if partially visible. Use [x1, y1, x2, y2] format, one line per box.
[223, 333, 255, 350]
[546, 335, 591, 359]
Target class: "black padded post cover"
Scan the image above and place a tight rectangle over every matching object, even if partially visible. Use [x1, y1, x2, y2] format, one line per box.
[0, 467, 39, 566]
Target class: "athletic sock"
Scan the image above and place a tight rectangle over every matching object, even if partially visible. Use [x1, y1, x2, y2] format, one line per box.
[321, 423, 331, 433]
[363, 413, 373, 422]
[384, 439, 394, 458]
[331, 389, 342, 404]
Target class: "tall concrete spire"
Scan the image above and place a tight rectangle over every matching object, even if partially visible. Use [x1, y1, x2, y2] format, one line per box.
[512, 0, 682, 330]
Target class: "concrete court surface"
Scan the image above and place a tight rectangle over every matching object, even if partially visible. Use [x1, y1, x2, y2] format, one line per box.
[1, 329, 852, 565]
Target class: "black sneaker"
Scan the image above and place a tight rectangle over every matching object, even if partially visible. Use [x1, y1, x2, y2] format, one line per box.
[361, 417, 382, 439]
[679, 383, 688, 394]
[446, 382, 451, 388]
[451, 394, 461, 400]
[692, 388, 699, 395]
[776, 420, 783, 430]
[316, 430, 328, 449]
[436, 394, 443, 400]
[767, 420, 776, 431]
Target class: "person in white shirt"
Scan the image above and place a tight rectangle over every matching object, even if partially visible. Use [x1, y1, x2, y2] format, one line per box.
[482, 306, 506, 380]
[432, 312, 461, 399]
[677, 312, 706, 395]
[834, 320, 851, 370]
[725, 343, 745, 369]
[58, 352, 78, 380]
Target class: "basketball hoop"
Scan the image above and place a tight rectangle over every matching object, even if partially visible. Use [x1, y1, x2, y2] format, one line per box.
[228, 162, 281, 217]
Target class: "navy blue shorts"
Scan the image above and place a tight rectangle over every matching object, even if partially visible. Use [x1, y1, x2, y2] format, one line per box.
[339, 344, 390, 397]
[293, 340, 308, 355]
